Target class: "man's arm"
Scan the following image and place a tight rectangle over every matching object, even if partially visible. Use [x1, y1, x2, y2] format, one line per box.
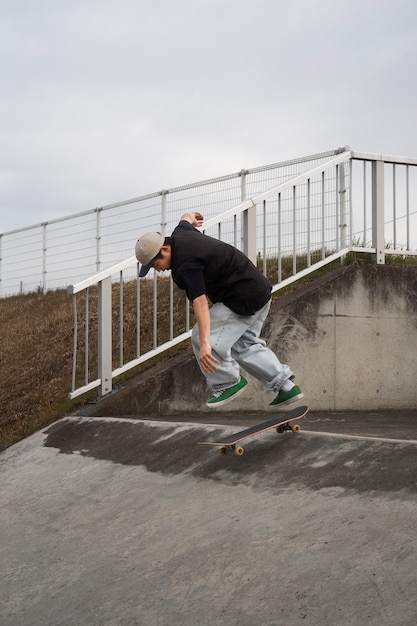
[176, 211, 216, 372]
[192, 294, 219, 374]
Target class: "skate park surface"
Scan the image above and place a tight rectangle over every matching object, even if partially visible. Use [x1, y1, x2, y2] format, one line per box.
[3, 262, 417, 625]
[1, 409, 417, 626]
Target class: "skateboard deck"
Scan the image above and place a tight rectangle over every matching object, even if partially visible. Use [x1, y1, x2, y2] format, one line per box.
[198, 405, 309, 456]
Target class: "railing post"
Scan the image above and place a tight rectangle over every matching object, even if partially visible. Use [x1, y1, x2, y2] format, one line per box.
[372, 159, 385, 264]
[339, 162, 347, 249]
[42, 222, 47, 293]
[242, 207, 257, 265]
[98, 276, 113, 396]
[161, 190, 168, 236]
[406, 164, 410, 250]
[240, 169, 257, 264]
[240, 168, 248, 202]
[96, 207, 102, 272]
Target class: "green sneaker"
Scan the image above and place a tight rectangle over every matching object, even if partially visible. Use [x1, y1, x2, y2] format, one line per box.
[206, 376, 248, 408]
[269, 385, 304, 409]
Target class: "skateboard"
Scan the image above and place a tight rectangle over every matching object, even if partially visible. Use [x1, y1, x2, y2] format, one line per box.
[198, 405, 308, 456]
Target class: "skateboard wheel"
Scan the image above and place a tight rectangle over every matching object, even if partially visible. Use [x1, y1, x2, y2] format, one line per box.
[276, 425, 285, 434]
[220, 447, 228, 455]
[291, 423, 301, 433]
[234, 446, 244, 456]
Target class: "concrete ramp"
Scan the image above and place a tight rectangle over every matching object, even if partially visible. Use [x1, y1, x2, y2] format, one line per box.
[1, 413, 417, 625]
[43, 415, 417, 496]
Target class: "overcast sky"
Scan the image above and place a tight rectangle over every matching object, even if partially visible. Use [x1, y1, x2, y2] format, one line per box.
[1, 0, 417, 233]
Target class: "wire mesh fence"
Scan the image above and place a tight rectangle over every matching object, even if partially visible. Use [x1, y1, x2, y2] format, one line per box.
[0, 147, 348, 297]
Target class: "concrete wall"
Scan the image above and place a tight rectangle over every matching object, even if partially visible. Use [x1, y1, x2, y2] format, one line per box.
[81, 262, 417, 417]
[267, 262, 417, 411]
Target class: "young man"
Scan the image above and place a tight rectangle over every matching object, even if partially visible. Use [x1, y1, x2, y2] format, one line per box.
[135, 211, 303, 409]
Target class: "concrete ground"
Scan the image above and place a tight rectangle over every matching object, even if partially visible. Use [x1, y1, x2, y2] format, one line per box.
[1, 410, 417, 626]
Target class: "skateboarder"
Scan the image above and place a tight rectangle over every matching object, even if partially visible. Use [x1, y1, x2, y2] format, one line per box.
[135, 211, 303, 409]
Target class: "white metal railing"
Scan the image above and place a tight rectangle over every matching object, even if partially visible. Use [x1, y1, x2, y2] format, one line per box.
[0, 148, 347, 297]
[68, 149, 417, 399]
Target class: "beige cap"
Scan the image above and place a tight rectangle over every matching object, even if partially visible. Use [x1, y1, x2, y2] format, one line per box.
[135, 232, 164, 277]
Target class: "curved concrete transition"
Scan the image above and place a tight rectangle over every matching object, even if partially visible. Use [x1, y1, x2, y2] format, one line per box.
[1, 411, 417, 625]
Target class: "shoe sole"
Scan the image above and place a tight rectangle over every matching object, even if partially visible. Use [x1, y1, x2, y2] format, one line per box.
[268, 391, 304, 410]
[206, 383, 248, 408]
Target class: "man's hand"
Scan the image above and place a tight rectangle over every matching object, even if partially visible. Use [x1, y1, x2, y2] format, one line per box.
[192, 294, 219, 373]
[180, 211, 204, 228]
[199, 341, 219, 374]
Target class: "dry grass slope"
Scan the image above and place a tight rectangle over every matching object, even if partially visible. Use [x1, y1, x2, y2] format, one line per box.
[0, 289, 76, 451]
[0, 279, 192, 453]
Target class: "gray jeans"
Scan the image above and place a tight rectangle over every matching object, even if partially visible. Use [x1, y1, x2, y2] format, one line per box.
[191, 300, 293, 393]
